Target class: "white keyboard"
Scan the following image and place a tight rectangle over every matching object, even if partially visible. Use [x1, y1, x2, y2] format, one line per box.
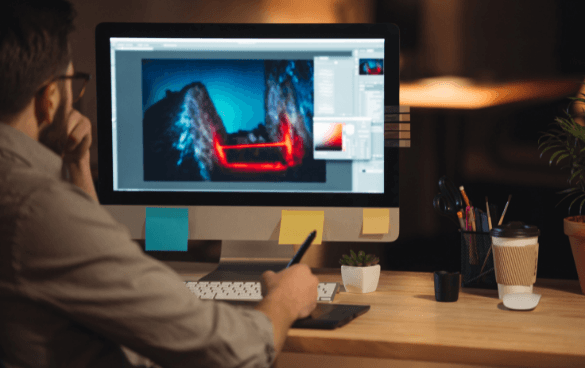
[185, 281, 340, 302]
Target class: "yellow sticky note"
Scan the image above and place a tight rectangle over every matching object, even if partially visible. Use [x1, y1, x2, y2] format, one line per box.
[363, 208, 390, 234]
[279, 210, 324, 245]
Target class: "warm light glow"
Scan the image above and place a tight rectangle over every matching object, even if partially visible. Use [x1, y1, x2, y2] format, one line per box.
[261, 0, 338, 23]
[400, 77, 581, 109]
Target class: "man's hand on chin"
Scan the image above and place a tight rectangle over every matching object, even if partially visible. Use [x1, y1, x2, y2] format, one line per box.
[63, 110, 92, 165]
[62, 109, 99, 202]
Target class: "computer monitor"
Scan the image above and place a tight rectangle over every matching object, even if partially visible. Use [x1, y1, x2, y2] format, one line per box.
[95, 23, 399, 275]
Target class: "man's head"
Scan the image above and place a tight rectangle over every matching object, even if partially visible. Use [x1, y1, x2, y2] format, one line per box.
[0, 0, 77, 152]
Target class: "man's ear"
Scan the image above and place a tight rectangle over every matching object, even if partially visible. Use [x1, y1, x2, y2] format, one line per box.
[34, 81, 60, 128]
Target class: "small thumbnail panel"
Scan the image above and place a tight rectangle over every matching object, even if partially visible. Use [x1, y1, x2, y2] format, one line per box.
[359, 59, 384, 76]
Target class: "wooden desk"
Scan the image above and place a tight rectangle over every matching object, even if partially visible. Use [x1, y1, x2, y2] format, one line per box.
[180, 267, 585, 368]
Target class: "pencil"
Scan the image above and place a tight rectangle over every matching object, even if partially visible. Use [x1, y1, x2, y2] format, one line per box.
[498, 195, 512, 226]
[457, 210, 466, 230]
[485, 196, 492, 230]
[480, 196, 496, 278]
[459, 186, 471, 207]
[466, 206, 478, 264]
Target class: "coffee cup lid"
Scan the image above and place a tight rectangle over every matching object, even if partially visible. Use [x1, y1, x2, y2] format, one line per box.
[490, 221, 539, 238]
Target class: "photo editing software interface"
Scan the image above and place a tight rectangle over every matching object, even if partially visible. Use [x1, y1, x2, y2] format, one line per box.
[109, 37, 386, 195]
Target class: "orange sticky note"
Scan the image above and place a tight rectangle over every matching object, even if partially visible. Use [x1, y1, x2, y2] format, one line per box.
[279, 210, 324, 245]
[363, 208, 390, 234]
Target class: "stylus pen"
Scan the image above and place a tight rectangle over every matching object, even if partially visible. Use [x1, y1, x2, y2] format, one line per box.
[286, 230, 317, 268]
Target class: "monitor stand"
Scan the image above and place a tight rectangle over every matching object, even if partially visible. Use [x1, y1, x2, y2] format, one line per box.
[198, 240, 295, 282]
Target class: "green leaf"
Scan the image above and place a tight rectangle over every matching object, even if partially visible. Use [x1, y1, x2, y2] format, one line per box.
[538, 143, 561, 153]
[549, 151, 564, 166]
[570, 169, 584, 183]
[539, 146, 564, 159]
[558, 187, 580, 195]
[556, 153, 570, 165]
[350, 249, 357, 260]
[568, 96, 585, 102]
[569, 195, 585, 215]
[557, 192, 579, 208]
[579, 196, 585, 215]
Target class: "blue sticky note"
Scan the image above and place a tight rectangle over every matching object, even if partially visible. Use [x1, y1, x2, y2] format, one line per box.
[145, 207, 189, 251]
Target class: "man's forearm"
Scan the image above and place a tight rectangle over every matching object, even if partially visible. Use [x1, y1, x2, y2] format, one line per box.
[254, 291, 298, 357]
[64, 160, 99, 202]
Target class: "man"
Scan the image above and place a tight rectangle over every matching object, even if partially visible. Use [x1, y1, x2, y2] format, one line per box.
[0, 1, 319, 367]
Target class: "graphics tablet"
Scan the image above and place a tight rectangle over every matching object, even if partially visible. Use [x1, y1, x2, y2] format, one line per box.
[221, 300, 370, 330]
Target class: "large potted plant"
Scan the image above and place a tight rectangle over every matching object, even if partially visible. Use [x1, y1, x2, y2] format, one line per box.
[539, 88, 585, 294]
[339, 250, 380, 293]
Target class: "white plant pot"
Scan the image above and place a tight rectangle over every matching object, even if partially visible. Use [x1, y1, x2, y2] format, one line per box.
[341, 265, 381, 293]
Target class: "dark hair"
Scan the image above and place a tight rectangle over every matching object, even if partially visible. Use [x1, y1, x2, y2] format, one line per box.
[0, 0, 76, 120]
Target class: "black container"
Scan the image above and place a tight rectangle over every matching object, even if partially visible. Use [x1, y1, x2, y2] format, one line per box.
[434, 271, 461, 302]
[460, 230, 497, 289]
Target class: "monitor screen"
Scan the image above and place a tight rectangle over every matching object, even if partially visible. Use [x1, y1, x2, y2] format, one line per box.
[96, 23, 399, 209]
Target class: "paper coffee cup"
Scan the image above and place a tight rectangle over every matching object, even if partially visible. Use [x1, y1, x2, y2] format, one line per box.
[490, 222, 540, 300]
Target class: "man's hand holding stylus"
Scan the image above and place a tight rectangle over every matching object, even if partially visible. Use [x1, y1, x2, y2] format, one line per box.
[261, 264, 319, 319]
[254, 264, 319, 357]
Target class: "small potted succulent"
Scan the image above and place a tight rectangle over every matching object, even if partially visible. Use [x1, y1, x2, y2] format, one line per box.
[339, 250, 381, 293]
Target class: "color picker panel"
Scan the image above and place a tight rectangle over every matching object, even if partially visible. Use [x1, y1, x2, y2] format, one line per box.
[315, 123, 344, 151]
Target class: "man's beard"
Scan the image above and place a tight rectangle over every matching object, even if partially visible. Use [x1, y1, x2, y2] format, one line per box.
[38, 98, 68, 156]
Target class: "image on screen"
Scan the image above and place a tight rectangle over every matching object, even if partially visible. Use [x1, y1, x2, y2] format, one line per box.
[142, 59, 325, 183]
[359, 58, 384, 75]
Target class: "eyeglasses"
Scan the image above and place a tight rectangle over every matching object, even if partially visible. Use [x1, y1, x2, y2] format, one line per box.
[55, 72, 92, 103]
[37, 72, 92, 104]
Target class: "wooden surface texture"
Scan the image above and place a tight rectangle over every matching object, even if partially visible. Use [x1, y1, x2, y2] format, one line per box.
[180, 267, 585, 367]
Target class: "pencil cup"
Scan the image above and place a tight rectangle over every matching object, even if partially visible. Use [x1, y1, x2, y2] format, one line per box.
[460, 230, 497, 289]
[434, 271, 460, 302]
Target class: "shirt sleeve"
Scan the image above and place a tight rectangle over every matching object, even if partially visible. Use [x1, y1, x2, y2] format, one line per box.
[14, 182, 276, 368]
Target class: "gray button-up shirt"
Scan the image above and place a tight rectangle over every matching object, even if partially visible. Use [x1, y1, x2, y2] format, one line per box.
[0, 123, 275, 368]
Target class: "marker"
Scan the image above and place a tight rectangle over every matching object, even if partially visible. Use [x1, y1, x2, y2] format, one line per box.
[287, 230, 317, 268]
[460, 186, 476, 231]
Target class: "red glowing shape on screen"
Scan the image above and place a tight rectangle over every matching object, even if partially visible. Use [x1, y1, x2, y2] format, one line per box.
[213, 112, 304, 173]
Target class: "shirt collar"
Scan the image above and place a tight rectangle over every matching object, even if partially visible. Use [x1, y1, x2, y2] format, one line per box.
[0, 123, 63, 180]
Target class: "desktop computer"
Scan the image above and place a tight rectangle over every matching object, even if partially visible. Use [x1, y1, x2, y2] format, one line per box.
[95, 23, 400, 284]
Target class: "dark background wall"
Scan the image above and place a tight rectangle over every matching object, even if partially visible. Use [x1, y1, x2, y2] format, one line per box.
[372, 0, 585, 280]
[70, 0, 585, 280]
